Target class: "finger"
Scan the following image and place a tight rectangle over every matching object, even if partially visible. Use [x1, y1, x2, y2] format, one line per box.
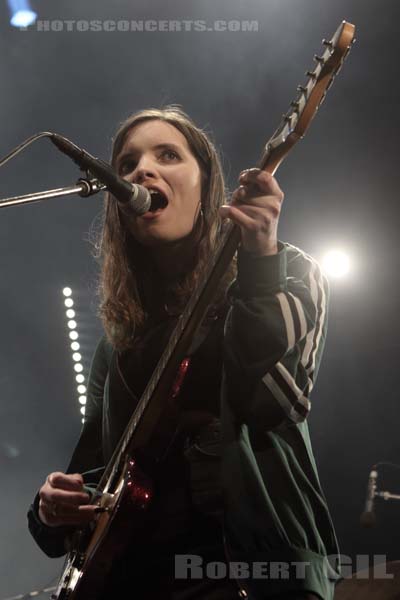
[231, 190, 282, 212]
[48, 472, 84, 491]
[235, 203, 280, 221]
[40, 508, 97, 527]
[40, 499, 98, 524]
[231, 184, 274, 205]
[230, 186, 247, 203]
[233, 204, 279, 231]
[219, 205, 260, 230]
[239, 169, 283, 199]
[41, 498, 96, 514]
[220, 203, 281, 231]
[40, 488, 90, 506]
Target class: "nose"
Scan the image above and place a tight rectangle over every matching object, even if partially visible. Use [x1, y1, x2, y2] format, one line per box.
[131, 155, 157, 184]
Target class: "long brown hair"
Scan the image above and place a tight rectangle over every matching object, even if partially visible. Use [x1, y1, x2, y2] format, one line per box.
[95, 106, 234, 350]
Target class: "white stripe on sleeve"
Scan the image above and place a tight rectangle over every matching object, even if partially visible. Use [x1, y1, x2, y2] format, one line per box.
[276, 292, 295, 350]
[288, 292, 308, 340]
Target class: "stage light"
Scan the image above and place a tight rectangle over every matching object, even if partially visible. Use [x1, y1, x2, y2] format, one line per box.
[62, 287, 87, 422]
[322, 250, 351, 278]
[8, 0, 37, 28]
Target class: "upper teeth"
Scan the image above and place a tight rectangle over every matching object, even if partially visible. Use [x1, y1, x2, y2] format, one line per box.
[149, 189, 158, 195]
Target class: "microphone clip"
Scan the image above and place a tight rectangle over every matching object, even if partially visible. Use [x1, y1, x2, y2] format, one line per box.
[76, 177, 107, 197]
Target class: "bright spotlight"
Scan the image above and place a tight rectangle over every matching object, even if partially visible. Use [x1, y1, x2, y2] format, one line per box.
[322, 250, 351, 278]
[72, 352, 82, 362]
[8, 0, 37, 28]
[62, 287, 72, 297]
[76, 374, 85, 383]
[71, 341, 80, 351]
[65, 298, 74, 308]
[69, 331, 78, 340]
[79, 396, 87, 405]
[66, 309, 76, 319]
[77, 385, 87, 394]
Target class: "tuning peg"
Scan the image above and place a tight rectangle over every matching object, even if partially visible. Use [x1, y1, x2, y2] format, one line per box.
[314, 54, 325, 63]
[297, 85, 307, 93]
[322, 38, 333, 48]
[290, 101, 300, 112]
[306, 70, 317, 80]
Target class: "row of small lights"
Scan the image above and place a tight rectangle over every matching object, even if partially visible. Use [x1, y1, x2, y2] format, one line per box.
[62, 287, 86, 423]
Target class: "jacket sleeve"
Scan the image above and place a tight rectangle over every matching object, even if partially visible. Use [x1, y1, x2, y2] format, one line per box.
[223, 242, 329, 430]
[27, 336, 111, 558]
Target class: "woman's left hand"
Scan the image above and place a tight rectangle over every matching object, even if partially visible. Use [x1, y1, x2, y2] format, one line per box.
[219, 168, 284, 256]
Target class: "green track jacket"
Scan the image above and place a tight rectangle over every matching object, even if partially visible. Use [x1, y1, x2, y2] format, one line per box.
[27, 242, 340, 599]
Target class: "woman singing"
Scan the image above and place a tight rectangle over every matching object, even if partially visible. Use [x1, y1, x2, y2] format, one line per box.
[28, 106, 340, 599]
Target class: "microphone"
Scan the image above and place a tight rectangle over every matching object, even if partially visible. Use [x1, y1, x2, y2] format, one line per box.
[360, 468, 378, 527]
[50, 133, 151, 215]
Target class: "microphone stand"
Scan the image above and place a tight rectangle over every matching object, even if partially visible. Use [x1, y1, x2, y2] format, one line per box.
[376, 491, 400, 502]
[369, 463, 400, 504]
[0, 176, 106, 209]
[361, 464, 400, 528]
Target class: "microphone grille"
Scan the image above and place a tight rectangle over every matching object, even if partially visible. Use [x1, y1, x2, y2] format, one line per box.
[131, 184, 151, 215]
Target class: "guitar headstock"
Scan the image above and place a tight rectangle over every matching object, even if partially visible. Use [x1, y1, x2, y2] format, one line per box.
[260, 20, 356, 174]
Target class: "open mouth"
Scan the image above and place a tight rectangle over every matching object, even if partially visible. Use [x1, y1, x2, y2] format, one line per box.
[149, 189, 169, 212]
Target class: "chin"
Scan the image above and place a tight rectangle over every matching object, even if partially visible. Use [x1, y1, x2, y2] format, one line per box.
[134, 225, 195, 248]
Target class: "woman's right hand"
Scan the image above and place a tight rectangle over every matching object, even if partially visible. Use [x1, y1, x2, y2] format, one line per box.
[38, 471, 98, 528]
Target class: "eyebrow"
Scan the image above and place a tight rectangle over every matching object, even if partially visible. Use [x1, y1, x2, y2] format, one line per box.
[116, 142, 183, 165]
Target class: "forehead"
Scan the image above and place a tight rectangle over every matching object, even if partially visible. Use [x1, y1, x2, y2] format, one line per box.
[120, 119, 192, 154]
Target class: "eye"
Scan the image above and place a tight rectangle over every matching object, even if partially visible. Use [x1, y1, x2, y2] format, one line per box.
[160, 148, 180, 161]
[118, 158, 136, 175]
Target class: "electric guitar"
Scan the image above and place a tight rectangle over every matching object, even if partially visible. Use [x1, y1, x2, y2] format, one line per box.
[52, 20, 356, 599]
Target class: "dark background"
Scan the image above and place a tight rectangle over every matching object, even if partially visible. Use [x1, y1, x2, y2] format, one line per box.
[0, 0, 399, 597]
